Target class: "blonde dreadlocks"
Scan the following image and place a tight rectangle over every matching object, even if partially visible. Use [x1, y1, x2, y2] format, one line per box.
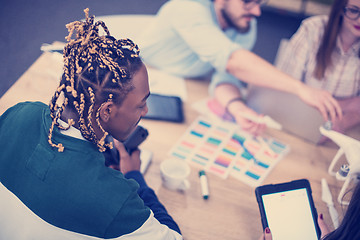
[48, 8, 142, 153]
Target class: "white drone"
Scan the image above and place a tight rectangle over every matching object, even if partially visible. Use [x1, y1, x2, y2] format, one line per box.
[319, 125, 360, 205]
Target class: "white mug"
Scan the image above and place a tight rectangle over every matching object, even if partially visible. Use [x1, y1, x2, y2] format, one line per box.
[160, 159, 190, 191]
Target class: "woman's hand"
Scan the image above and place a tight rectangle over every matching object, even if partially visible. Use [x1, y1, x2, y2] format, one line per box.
[297, 84, 343, 122]
[112, 139, 141, 174]
[318, 213, 331, 239]
[258, 227, 272, 240]
[257, 214, 331, 240]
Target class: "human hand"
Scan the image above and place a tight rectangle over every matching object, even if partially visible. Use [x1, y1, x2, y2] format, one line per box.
[213, 84, 266, 135]
[258, 227, 272, 240]
[256, 214, 330, 240]
[318, 213, 331, 239]
[229, 103, 267, 136]
[113, 139, 141, 174]
[297, 85, 343, 122]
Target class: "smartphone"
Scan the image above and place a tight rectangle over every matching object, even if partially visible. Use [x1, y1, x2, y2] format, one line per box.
[104, 126, 148, 166]
[255, 179, 321, 240]
[123, 125, 149, 154]
[143, 93, 184, 123]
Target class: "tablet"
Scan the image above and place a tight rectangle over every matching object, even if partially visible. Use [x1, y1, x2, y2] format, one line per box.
[255, 179, 321, 240]
[143, 93, 184, 123]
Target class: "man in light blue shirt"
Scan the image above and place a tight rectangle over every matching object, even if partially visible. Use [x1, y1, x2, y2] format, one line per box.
[139, 0, 342, 135]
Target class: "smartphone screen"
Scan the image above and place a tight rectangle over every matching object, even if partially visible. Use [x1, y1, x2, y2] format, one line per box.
[256, 179, 320, 240]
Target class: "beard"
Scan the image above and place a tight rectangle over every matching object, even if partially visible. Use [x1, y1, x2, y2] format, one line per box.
[221, 9, 252, 33]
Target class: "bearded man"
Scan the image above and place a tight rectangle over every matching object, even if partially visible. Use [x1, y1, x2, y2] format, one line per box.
[138, 0, 342, 135]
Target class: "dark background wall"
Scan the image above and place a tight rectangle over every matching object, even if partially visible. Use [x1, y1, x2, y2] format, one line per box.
[0, 0, 305, 97]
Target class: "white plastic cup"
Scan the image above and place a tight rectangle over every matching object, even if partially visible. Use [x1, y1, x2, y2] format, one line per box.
[160, 159, 190, 191]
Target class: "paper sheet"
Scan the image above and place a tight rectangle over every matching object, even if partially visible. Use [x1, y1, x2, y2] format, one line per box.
[168, 116, 290, 187]
[147, 67, 187, 101]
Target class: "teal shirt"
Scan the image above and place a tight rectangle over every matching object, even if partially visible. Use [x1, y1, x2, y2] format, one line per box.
[0, 102, 150, 238]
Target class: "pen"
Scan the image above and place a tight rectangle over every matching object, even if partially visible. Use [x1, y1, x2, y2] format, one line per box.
[199, 170, 209, 200]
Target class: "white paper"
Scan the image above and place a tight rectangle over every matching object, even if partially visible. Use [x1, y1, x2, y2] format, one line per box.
[147, 67, 187, 101]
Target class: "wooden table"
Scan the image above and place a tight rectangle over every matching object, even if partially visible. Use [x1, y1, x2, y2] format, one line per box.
[1, 51, 359, 240]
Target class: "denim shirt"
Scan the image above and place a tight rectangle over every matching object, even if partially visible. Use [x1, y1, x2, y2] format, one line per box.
[138, 0, 257, 94]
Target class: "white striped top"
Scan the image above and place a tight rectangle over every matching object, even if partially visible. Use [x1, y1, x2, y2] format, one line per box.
[277, 15, 360, 99]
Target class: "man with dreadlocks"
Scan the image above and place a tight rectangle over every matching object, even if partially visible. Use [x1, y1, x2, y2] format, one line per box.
[0, 9, 182, 240]
[139, 0, 343, 136]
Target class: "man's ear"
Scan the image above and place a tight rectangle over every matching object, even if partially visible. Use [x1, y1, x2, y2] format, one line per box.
[99, 102, 115, 123]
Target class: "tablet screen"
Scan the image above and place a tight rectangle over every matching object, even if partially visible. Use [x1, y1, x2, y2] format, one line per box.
[261, 188, 319, 240]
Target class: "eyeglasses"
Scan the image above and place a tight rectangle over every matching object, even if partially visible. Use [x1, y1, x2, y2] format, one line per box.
[343, 6, 360, 20]
[242, 0, 269, 10]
